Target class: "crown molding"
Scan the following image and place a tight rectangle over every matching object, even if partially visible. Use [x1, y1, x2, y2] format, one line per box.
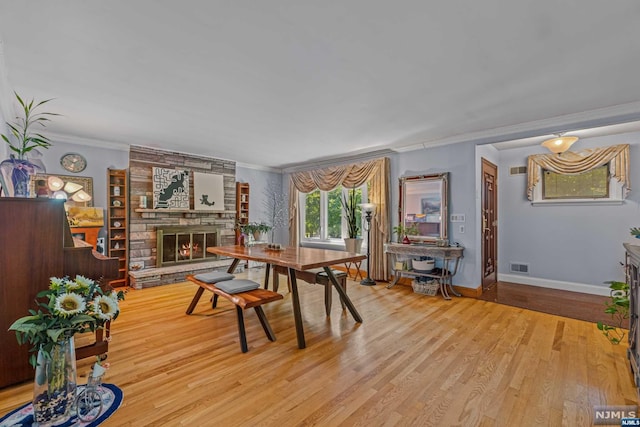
[44, 131, 130, 152]
[236, 162, 283, 173]
[391, 101, 640, 154]
[282, 149, 394, 174]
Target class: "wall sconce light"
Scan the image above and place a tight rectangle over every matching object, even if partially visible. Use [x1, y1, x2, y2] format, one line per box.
[52, 190, 68, 200]
[359, 203, 376, 286]
[71, 189, 92, 202]
[47, 176, 65, 191]
[541, 133, 579, 154]
[63, 181, 83, 193]
[46, 176, 91, 203]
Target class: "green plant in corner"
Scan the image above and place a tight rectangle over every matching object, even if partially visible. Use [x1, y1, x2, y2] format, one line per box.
[597, 280, 630, 345]
[630, 227, 640, 238]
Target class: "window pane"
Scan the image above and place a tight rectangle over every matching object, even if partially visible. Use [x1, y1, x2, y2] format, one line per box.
[305, 190, 321, 238]
[327, 186, 343, 239]
[542, 165, 609, 199]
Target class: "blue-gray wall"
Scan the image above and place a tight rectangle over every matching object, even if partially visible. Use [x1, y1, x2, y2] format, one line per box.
[495, 131, 640, 294]
[39, 140, 129, 210]
[392, 142, 477, 288]
[236, 165, 288, 245]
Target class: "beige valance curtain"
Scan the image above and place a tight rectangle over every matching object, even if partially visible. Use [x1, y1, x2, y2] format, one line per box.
[527, 144, 630, 200]
[288, 157, 390, 280]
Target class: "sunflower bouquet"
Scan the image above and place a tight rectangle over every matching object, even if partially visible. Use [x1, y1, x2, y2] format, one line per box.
[9, 275, 125, 367]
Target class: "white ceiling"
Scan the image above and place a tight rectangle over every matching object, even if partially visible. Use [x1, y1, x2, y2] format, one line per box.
[1, 1, 639, 169]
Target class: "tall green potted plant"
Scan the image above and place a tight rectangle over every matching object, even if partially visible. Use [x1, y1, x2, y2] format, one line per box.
[0, 92, 58, 197]
[340, 187, 362, 253]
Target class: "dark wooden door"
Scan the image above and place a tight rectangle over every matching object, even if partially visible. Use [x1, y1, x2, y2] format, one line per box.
[481, 159, 498, 290]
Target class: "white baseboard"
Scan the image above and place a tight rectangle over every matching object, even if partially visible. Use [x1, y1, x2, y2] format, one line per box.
[498, 273, 611, 296]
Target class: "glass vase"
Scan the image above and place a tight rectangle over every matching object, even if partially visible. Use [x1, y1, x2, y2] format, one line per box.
[32, 336, 77, 427]
[0, 155, 44, 197]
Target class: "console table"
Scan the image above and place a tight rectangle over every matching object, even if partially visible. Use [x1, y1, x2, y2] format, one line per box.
[385, 243, 464, 300]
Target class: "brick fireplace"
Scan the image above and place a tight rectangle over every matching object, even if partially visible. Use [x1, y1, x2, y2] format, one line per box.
[127, 146, 239, 289]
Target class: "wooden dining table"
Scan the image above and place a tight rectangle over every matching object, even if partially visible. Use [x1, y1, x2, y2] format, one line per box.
[206, 244, 368, 349]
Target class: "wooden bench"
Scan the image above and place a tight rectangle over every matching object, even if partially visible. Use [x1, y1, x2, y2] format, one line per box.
[186, 274, 283, 353]
[271, 265, 348, 316]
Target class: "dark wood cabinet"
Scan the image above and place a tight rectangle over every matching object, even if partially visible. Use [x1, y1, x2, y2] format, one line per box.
[0, 198, 118, 388]
[624, 243, 640, 390]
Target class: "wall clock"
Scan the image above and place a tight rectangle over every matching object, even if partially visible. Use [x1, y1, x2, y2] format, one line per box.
[60, 153, 87, 173]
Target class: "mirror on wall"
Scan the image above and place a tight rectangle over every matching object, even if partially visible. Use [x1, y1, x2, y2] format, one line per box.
[399, 172, 448, 242]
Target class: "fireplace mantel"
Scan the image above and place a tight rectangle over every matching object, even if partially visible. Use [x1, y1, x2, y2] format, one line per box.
[135, 209, 236, 213]
[135, 208, 236, 218]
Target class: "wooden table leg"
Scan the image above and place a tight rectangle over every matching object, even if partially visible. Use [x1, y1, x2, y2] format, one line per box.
[323, 266, 362, 323]
[263, 263, 271, 289]
[288, 267, 306, 349]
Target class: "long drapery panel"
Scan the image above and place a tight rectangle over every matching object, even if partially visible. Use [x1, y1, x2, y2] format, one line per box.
[527, 144, 630, 200]
[288, 158, 390, 280]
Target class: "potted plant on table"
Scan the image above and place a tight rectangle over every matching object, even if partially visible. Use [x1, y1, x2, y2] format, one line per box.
[242, 222, 272, 242]
[340, 187, 362, 253]
[9, 275, 124, 426]
[1, 92, 58, 197]
[392, 224, 419, 243]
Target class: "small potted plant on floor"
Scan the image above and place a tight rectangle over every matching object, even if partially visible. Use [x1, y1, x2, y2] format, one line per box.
[597, 280, 630, 344]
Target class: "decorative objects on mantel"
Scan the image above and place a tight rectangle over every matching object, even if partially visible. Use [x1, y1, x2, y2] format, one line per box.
[9, 275, 124, 426]
[0, 92, 58, 197]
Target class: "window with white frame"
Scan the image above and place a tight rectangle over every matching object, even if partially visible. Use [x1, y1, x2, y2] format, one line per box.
[299, 184, 368, 243]
[527, 144, 630, 205]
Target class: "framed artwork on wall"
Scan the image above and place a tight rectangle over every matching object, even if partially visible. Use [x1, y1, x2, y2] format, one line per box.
[193, 172, 224, 210]
[152, 167, 190, 209]
[29, 173, 94, 207]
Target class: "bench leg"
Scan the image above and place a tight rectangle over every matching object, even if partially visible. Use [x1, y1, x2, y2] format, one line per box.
[186, 287, 205, 315]
[254, 306, 276, 341]
[235, 306, 249, 353]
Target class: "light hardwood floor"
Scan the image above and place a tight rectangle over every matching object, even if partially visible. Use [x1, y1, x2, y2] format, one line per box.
[0, 268, 637, 426]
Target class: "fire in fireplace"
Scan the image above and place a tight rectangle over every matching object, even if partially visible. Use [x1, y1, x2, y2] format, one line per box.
[156, 225, 219, 267]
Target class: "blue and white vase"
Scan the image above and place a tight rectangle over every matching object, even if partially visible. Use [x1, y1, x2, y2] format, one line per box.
[0, 155, 44, 197]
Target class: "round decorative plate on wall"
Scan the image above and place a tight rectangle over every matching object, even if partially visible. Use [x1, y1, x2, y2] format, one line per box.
[60, 153, 87, 173]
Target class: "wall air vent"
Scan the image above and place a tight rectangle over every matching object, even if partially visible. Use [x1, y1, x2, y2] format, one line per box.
[510, 262, 529, 274]
[509, 166, 527, 175]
